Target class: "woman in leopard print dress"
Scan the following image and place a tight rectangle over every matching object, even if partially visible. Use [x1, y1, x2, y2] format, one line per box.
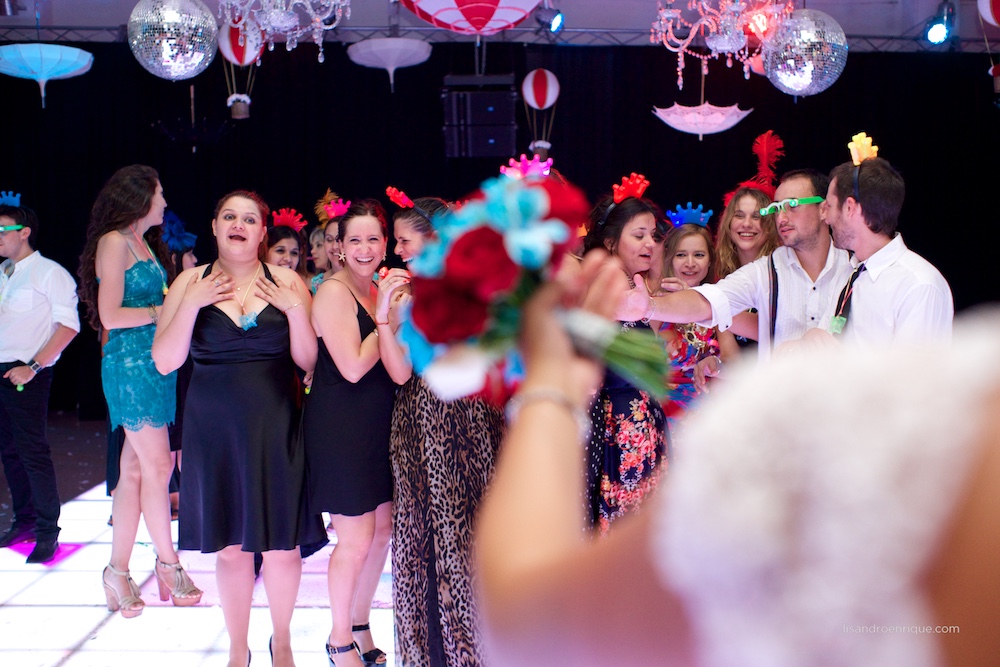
[380, 197, 505, 666]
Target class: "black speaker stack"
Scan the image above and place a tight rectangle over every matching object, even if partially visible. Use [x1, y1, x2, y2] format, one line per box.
[441, 74, 518, 158]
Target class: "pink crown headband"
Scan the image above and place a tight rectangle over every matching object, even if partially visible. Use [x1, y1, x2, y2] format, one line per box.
[323, 198, 351, 220]
[500, 154, 553, 180]
[386, 186, 433, 223]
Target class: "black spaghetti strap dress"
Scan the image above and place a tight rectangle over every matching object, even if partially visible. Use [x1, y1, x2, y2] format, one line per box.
[303, 294, 395, 517]
[178, 263, 326, 553]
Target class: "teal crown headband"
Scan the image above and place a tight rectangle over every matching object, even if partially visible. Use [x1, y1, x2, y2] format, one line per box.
[666, 202, 713, 228]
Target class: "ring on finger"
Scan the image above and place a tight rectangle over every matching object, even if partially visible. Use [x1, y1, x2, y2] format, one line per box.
[213, 279, 221, 286]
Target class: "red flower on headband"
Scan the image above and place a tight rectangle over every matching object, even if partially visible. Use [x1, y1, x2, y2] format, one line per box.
[272, 208, 306, 231]
[410, 276, 489, 343]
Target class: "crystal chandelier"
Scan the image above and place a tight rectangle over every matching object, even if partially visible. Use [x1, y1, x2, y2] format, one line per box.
[651, 1, 792, 89]
[218, 0, 351, 63]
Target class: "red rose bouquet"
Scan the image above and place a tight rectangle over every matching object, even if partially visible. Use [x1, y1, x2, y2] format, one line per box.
[396, 174, 669, 403]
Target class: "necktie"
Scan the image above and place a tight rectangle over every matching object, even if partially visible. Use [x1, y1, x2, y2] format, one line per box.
[829, 263, 866, 334]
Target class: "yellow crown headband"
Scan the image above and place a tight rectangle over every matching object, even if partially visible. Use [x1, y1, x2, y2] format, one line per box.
[848, 132, 879, 166]
[848, 132, 879, 202]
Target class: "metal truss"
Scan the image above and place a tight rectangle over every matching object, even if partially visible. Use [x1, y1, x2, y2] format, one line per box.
[0, 24, 993, 53]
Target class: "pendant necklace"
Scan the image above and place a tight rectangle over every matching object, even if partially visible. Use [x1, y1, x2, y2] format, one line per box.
[235, 263, 262, 330]
[128, 224, 168, 296]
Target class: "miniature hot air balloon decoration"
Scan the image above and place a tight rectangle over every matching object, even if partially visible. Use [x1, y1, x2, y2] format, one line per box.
[521, 68, 560, 160]
[218, 17, 265, 119]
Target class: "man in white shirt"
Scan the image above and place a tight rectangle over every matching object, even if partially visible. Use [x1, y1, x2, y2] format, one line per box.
[0, 203, 80, 564]
[823, 157, 953, 345]
[621, 170, 854, 362]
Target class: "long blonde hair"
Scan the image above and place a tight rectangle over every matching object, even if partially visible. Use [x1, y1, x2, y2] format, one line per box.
[714, 187, 779, 280]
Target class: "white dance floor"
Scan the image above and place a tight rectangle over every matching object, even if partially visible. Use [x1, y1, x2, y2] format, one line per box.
[0, 485, 396, 666]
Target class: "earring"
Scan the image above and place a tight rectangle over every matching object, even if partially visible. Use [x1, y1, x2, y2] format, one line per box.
[382, 252, 387, 262]
[337, 252, 346, 262]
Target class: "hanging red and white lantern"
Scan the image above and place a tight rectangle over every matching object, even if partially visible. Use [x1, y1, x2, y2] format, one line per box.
[399, 0, 542, 36]
[218, 21, 265, 67]
[218, 19, 265, 120]
[979, 0, 1000, 27]
[521, 68, 559, 110]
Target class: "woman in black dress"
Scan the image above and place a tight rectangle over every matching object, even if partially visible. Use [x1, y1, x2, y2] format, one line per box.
[303, 200, 405, 667]
[152, 190, 321, 667]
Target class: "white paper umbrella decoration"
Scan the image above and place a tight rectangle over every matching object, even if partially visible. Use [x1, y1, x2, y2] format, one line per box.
[0, 43, 93, 108]
[347, 38, 432, 92]
[652, 102, 752, 141]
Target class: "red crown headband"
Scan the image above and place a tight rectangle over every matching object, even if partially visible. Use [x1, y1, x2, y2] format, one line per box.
[386, 186, 433, 223]
[323, 198, 351, 220]
[272, 208, 306, 232]
[723, 131, 784, 208]
[599, 172, 650, 226]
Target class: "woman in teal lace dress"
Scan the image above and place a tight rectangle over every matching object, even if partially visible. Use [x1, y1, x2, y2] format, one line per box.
[78, 165, 202, 619]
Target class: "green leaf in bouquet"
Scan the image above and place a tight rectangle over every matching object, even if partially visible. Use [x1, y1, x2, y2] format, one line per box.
[604, 328, 671, 400]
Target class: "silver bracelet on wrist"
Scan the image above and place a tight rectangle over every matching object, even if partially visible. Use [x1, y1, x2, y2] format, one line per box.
[505, 387, 592, 442]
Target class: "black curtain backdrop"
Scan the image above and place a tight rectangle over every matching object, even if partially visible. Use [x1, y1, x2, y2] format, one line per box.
[1, 40, 998, 415]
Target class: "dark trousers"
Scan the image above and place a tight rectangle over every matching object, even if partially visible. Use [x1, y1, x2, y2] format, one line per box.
[0, 363, 60, 540]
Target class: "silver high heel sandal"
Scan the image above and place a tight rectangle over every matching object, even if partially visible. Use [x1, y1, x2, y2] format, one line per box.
[102, 564, 145, 618]
[154, 558, 203, 607]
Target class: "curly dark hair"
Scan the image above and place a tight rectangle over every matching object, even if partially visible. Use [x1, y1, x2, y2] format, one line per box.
[77, 165, 174, 331]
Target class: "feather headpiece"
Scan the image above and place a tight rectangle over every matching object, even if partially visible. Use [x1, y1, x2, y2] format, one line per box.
[314, 189, 340, 227]
[272, 208, 307, 232]
[723, 131, 785, 207]
[161, 210, 197, 253]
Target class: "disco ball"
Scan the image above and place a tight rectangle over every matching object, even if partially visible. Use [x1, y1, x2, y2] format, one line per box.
[127, 0, 218, 81]
[763, 9, 848, 97]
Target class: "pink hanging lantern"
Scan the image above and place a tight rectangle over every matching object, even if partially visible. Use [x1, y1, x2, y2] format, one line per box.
[399, 0, 541, 36]
[218, 19, 265, 120]
[979, 0, 1000, 26]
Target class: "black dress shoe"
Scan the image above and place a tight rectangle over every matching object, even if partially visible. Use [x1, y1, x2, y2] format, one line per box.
[0, 521, 36, 548]
[26, 539, 59, 564]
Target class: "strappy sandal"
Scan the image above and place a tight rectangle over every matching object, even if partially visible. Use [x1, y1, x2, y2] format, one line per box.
[102, 564, 145, 618]
[155, 558, 203, 606]
[325, 641, 359, 666]
[352, 624, 387, 667]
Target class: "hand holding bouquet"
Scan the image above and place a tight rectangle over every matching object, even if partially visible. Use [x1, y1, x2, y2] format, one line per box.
[396, 174, 669, 403]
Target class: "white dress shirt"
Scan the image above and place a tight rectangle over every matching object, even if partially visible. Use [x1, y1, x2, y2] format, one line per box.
[0, 251, 81, 364]
[840, 234, 953, 346]
[692, 243, 854, 362]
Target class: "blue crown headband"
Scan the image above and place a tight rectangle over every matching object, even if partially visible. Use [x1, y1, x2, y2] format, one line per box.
[161, 210, 197, 253]
[0, 191, 22, 206]
[666, 202, 713, 228]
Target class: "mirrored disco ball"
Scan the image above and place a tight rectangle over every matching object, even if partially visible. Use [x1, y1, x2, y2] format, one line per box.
[763, 9, 847, 97]
[128, 0, 218, 81]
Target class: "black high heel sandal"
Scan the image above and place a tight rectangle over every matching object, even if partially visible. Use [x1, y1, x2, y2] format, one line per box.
[351, 624, 387, 667]
[325, 641, 359, 666]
